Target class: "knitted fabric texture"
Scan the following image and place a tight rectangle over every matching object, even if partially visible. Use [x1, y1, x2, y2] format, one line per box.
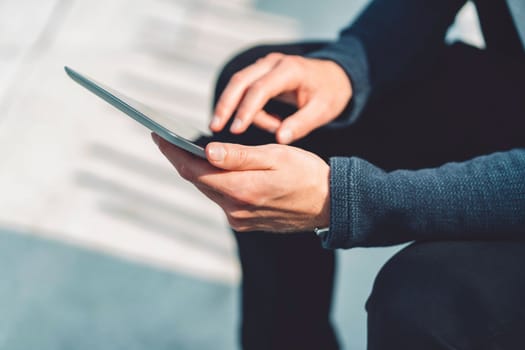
[324, 149, 525, 249]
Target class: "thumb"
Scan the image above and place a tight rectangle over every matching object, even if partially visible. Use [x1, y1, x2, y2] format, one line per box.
[206, 142, 275, 171]
[276, 101, 324, 144]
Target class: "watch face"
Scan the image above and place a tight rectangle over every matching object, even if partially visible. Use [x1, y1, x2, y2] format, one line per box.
[314, 227, 329, 236]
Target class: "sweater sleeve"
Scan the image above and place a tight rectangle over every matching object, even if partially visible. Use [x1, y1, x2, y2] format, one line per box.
[323, 149, 525, 249]
[307, 0, 467, 126]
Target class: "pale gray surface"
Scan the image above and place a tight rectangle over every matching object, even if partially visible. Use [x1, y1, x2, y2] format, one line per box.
[0, 229, 237, 350]
[0, 0, 300, 284]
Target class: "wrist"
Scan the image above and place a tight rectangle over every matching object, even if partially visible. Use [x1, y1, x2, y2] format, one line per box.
[324, 59, 353, 100]
[316, 162, 331, 229]
[311, 58, 353, 106]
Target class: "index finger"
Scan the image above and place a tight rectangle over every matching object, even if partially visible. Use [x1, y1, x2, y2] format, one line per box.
[211, 53, 283, 132]
[228, 56, 302, 134]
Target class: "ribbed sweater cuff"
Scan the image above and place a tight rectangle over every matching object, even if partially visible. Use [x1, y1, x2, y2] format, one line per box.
[325, 157, 413, 249]
[323, 157, 386, 249]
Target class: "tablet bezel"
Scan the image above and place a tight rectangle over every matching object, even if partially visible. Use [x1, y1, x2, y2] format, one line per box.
[65, 66, 207, 159]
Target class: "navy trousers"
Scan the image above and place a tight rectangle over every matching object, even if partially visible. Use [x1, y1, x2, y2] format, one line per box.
[209, 42, 525, 350]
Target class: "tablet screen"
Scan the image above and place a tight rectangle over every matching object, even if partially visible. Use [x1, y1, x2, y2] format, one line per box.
[65, 66, 209, 158]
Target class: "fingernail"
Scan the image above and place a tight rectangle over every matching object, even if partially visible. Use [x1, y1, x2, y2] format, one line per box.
[279, 128, 293, 144]
[208, 144, 226, 162]
[151, 133, 159, 146]
[210, 115, 221, 129]
[230, 118, 243, 132]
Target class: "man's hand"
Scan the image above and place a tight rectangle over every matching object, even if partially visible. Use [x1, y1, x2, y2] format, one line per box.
[152, 133, 330, 233]
[210, 53, 352, 144]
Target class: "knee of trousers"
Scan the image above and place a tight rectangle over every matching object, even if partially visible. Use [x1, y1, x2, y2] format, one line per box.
[365, 242, 480, 337]
[366, 241, 525, 349]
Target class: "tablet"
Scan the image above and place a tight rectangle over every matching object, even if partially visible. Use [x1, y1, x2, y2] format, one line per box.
[65, 66, 209, 159]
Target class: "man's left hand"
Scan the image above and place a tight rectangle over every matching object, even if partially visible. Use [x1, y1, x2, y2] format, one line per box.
[152, 133, 330, 233]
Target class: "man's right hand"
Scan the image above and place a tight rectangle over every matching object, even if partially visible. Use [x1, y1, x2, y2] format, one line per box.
[210, 53, 353, 144]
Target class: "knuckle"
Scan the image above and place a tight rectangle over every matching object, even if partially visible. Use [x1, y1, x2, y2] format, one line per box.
[228, 207, 249, 220]
[265, 52, 284, 61]
[282, 55, 302, 66]
[234, 105, 251, 121]
[282, 55, 296, 64]
[249, 80, 267, 95]
[244, 195, 259, 206]
[230, 71, 245, 84]
[268, 144, 285, 159]
[281, 55, 304, 75]
[214, 102, 228, 117]
[226, 216, 237, 229]
[226, 216, 245, 231]
[233, 148, 249, 168]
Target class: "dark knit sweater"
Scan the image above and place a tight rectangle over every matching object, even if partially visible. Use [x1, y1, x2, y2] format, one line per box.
[325, 150, 525, 249]
[307, 0, 525, 249]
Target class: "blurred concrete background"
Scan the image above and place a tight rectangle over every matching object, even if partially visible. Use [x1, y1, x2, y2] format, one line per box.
[0, 0, 482, 349]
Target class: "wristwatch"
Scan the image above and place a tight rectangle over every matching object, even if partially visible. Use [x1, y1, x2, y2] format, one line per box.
[314, 227, 329, 236]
